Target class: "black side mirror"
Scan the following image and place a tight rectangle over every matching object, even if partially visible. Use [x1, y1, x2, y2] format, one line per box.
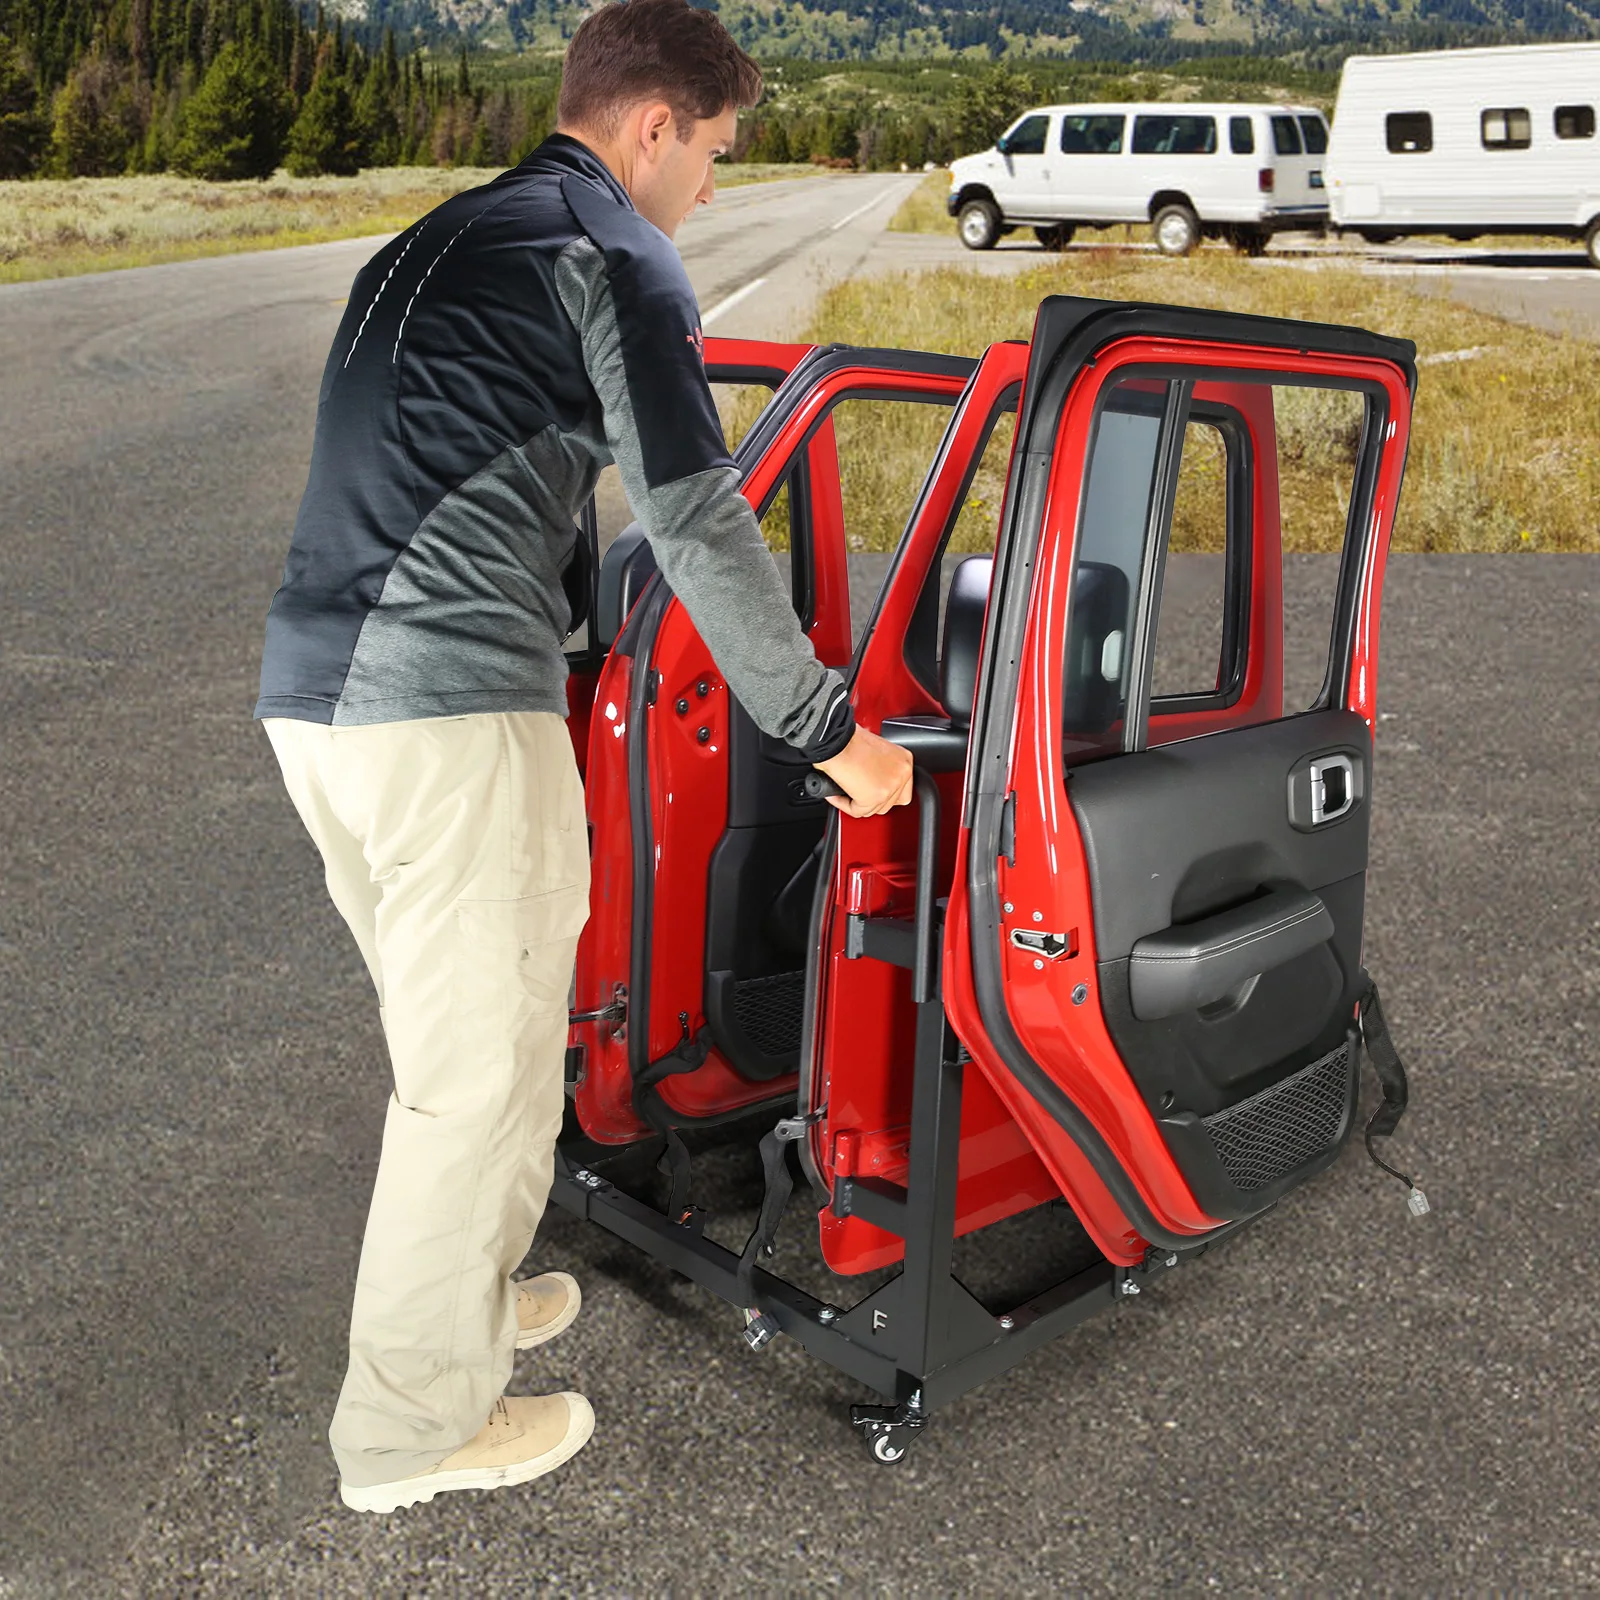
[995, 134, 1010, 155]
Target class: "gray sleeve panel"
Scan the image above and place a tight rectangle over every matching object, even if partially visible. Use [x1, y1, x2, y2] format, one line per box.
[555, 236, 853, 756]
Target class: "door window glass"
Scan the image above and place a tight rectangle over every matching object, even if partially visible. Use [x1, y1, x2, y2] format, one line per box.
[1229, 115, 1255, 155]
[1556, 104, 1595, 140]
[1385, 112, 1432, 154]
[1132, 114, 1218, 155]
[1060, 114, 1125, 154]
[1271, 115, 1304, 156]
[1481, 107, 1532, 150]
[828, 395, 960, 555]
[1004, 115, 1050, 156]
[1059, 372, 1375, 765]
[1298, 115, 1329, 155]
[1273, 383, 1367, 712]
[1153, 418, 1233, 702]
[714, 379, 804, 605]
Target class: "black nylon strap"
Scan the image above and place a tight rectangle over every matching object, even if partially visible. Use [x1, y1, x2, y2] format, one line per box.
[1358, 970, 1416, 1188]
[735, 1124, 801, 1309]
[630, 1019, 711, 1221]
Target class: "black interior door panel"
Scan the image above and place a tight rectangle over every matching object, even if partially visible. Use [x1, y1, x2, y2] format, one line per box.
[1067, 709, 1372, 1215]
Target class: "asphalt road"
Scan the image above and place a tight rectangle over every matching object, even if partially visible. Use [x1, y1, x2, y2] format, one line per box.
[2, 174, 1599, 1595]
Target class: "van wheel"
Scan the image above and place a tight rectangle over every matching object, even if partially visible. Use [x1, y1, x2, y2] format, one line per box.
[958, 199, 1001, 251]
[1152, 204, 1200, 258]
[1585, 219, 1600, 270]
[1035, 223, 1074, 251]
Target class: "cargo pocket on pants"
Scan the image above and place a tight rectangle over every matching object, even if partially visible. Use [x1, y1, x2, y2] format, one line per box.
[454, 883, 591, 1017]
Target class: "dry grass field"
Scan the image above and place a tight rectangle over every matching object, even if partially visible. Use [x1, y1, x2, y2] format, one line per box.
[726, 177, 1597, 555]
[0, 163, 826, 284]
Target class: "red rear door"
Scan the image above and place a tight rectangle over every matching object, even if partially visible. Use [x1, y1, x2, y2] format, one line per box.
[944, 298, 1416, 1265]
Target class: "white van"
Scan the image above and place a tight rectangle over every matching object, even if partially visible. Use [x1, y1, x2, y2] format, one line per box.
[946, 101, 1331, 256]
[1325, 43, 1600, 266]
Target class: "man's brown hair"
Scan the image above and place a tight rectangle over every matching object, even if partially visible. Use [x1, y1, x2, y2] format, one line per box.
[557, 0, 763, 142]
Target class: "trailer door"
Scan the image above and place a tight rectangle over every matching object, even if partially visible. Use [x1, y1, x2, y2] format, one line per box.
[944, 296, 1416, 1263]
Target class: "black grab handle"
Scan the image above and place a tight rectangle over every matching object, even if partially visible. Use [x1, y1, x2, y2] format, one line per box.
[803, 769, 847, 801]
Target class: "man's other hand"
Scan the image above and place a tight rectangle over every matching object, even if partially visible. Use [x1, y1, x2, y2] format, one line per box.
[814, 727, 914, 818]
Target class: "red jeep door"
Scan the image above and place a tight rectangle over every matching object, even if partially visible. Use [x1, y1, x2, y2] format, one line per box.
[945, 297, 1416, 1265]
[572, 344, 973, 1148]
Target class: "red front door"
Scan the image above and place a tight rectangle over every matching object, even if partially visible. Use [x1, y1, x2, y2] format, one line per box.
[571, 343, 975, 1145]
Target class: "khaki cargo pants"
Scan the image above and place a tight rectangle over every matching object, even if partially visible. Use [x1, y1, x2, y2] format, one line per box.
[263, 711, 589, 1489]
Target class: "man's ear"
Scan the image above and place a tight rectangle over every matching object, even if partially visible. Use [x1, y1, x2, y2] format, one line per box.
[637, 101, 676, 161]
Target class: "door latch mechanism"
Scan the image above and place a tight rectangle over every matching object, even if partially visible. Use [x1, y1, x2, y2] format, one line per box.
[1009, 928, 1076, 960]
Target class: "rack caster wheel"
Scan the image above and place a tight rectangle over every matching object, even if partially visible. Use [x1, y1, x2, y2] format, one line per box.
[851, 1399, 926, 1464]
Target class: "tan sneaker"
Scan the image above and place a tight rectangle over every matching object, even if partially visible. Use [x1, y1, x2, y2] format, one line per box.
[515, 1270, 581, 1349]
[340, 1394, 595, 1513]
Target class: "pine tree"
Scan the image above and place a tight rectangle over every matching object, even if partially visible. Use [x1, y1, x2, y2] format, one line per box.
[169, 40, 287, 178]
[49, 49, 142, 176]
[284, 63, 361, 175]
[0, 37, 49, 177]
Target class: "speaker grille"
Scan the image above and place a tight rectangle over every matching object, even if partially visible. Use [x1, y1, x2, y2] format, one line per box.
[1202, 1043, 1352, 1192]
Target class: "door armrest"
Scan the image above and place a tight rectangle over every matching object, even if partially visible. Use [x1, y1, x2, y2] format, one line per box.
[1128, 888, 1334, 1021]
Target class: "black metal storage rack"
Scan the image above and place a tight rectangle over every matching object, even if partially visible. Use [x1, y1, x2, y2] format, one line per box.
[549, 772, 1197, 1463]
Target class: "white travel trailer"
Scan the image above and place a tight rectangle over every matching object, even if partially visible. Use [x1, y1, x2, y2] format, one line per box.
[946, 102, 1331, 256]
[1325, 43, 1600, 265]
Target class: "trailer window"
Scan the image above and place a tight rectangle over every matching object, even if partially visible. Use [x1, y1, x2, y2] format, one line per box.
[1002, 114, 1049, 156]
[1132, 115, 1218, 155]
[1481, 108, 1532, 151]
[1298, 115, 1329, 155]
[1385, 113, 1432, 154]
[1555, 105, 1595, 140]
[1060, 114, 1125, 154]
[1271, 116, 1303, 156]
[1229, 116, 1255, 155]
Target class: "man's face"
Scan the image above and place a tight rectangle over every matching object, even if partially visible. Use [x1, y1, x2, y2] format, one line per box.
[629, 104, 737, 239]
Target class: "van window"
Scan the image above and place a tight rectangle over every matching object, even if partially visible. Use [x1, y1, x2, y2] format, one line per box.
[1003, 114, 1050, 156]
[1271, 115, 1303, 156]
[1298, 115, 1329, 155]
[1229, 116, 1255, 155]
[1061, 114, 1125, 154]
[1132, 115, 1218, 155]
[1385, 112, 1432, 154]
[1481, 108, 1532, 151]
[1555, 105, 1595, 140]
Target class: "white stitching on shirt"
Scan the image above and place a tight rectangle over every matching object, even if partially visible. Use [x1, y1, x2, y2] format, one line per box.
[343, 223, 426, 369]
[392, 213, 482, 365]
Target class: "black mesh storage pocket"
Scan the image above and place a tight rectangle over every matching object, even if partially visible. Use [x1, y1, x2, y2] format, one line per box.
[1201, 1042, 1352, 1192]
[729, 970, 806, 1059]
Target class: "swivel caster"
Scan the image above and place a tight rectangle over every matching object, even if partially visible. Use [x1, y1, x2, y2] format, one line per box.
[850, 1397, 927, 1464]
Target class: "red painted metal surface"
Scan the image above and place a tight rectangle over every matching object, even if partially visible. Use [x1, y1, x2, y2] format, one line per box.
[573, 648, 644, 1141]
[806, 343, 1064, 1277]
[950, 333, 1414, 1246]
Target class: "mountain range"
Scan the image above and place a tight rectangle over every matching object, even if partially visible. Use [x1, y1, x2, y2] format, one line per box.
[349, 0, 1600, 60]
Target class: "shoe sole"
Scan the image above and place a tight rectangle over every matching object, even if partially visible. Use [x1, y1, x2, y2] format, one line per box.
[514, 1271, 582, 1350]
[339, 1395, 596, 1514]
